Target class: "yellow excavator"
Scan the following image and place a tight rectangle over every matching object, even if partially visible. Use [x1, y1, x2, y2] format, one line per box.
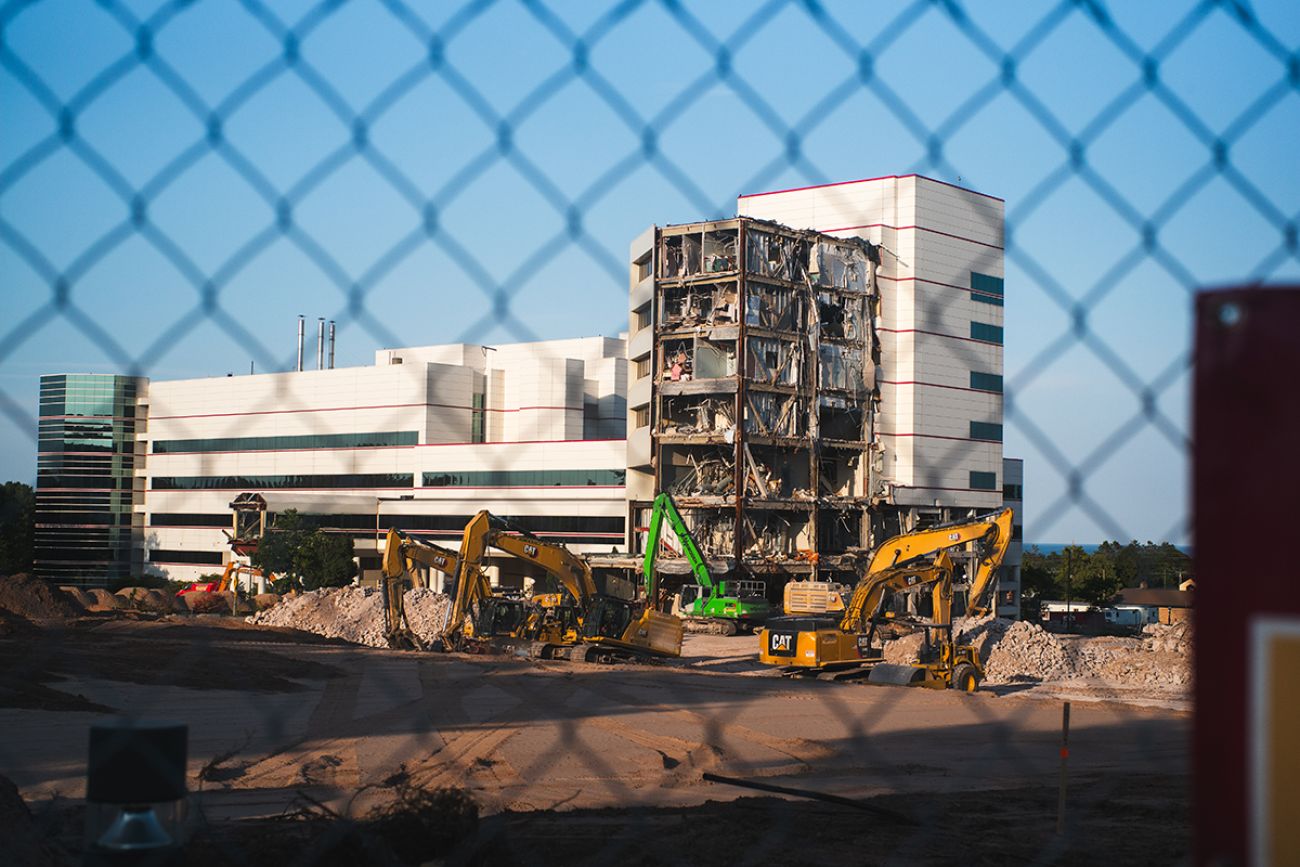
[177, 562, 269, 597]
[457, 510, 685, 662]
[758, 507, 1014, 691]
[380, 528, 465, 649]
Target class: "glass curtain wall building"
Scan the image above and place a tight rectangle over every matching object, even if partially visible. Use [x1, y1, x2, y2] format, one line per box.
[35, 374, 143, 585]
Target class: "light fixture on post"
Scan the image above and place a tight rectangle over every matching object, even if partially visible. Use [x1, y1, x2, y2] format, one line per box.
[85, 720, 188, 865]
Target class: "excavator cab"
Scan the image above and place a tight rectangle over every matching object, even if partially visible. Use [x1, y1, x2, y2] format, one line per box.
[470, 596, 528, 640]
[581, 595, 635, 641]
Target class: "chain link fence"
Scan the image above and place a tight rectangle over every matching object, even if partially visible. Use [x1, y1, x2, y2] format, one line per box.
[0, 0, 1295, 862]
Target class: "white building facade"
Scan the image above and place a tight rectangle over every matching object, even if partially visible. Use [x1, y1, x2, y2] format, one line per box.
[135, 336, 628, 585]
[737, 174, 1005, 512]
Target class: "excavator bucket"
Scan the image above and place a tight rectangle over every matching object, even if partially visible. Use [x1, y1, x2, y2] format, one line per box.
[867, 663, 926, 686]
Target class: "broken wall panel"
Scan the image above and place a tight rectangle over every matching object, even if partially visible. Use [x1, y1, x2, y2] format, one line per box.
[649, 217, 883, 584]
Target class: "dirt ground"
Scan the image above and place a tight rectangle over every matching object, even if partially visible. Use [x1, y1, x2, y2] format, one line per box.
[0, 617, 1190, 864]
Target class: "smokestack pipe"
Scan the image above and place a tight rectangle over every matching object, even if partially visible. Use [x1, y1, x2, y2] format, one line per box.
[296, 315, 304, 372]
[328, 320, 336, 369]
[316, 317, 325, 371]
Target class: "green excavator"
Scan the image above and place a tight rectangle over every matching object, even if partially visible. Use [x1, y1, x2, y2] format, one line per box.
[642, 492, 771, 635]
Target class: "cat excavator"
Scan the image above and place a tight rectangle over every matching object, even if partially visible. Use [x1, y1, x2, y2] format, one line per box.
[454, 510, 684, 662]
[758, 507, 1013, 691]
[379, 528, 465, 649]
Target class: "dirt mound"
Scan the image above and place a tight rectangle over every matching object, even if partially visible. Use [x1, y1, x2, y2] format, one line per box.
[0, 574, 80, 622]
[57, 587, 92, 611]
[247, 586, 451, 648]
[85, 589, 123, 611]
[115, 586, 174, 613]
[183, 591, 231, 614]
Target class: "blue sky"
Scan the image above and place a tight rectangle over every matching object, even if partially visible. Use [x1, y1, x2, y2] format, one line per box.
[2, 0, 1297, 544]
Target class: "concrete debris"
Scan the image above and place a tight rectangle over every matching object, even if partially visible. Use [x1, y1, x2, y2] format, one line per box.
[247, 586, 451, 648]
[880, 617, 1192, 690]
[981, 620, 1192, 689]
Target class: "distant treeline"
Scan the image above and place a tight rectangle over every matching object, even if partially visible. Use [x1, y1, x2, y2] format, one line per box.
[1019, 540, 1192, 619]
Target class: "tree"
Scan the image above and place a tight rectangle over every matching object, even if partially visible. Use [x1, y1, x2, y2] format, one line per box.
[250, 509, 312, 585]
[0, 481, 35, 575]
[1018, 545, 1058, 621]
[295, 530, 357, 591]
[250, 510, 356, 591]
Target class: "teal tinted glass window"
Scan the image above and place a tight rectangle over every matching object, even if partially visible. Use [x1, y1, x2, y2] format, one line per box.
[970, 471, 998, 490]
[152, 473, 413, 490]
[153, 431, 417, 454]
[422, 469, 626, 487]
[972, 271, 998, 298]
[969, 421, 1003, 441]
[969, 371, 1003, 392]
[970, 322, 1004, 344]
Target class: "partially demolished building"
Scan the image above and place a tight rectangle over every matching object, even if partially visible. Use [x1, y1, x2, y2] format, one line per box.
[628, 175, 1012, 608]
[626, 218, 883, 584]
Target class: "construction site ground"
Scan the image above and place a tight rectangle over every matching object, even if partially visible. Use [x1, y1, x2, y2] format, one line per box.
[1, 615, 1189, 864]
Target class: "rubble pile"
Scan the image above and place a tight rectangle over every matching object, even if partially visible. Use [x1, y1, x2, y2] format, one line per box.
[982, 619, 1192, 689]
[881, 617, 1013, 665]
[954, 616, 1014, 664]
[1143, 620, 1191, 653]
[982, 621, 1076, 682]
[879, 616, 1193, 691]
[247, 586, 452, 648]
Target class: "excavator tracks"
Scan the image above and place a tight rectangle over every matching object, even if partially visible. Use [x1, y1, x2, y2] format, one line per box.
[683, 617, 741, 636]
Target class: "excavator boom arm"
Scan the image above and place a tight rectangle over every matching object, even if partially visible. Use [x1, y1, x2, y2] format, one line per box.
[839, 554, 955, 633]
[488, 529, 598, 605]
[642, 493, 713, 598]
[863, 507, 1014, 576]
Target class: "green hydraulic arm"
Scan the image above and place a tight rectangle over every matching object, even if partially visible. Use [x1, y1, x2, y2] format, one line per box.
[642, 492, 770, 634]
[642, 492, 714, 595]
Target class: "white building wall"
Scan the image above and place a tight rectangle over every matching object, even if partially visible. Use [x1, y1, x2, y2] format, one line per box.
[739, 174, 1005, 511]
[138, 337, 631, 583]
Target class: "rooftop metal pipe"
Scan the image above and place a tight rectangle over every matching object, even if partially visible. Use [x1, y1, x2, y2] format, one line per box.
[328, 320, 336, 369]
[316, 317, 325, 371]
[296, 315, 304, 372]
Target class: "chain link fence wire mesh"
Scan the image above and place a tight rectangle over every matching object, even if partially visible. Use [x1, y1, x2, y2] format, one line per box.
[0, 0, 1294, 862]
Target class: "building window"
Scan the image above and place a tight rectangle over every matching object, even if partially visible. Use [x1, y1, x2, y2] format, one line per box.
[970, 371, 1003, 392]
[153, 473, 414, 490]
[971, 272, 1004, 306]
[422, 469, 626, 488]
[633, 405, 650, 429]
[970, 322, 1004, 344]
[150, 513, 231, 528]
[148, 549, 224, 565]
[633, 355, 652, 379]
[634, 254, 651, 283]
[1002, 483, 1023, 501]
[970, 471, 998, 490]
[153, 431, 418, 454]
[1012, 524, 1024, 540]
[634, 304, 652, 333]
[969, 421, 1003, 442]
[471, 394, 485, 443]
